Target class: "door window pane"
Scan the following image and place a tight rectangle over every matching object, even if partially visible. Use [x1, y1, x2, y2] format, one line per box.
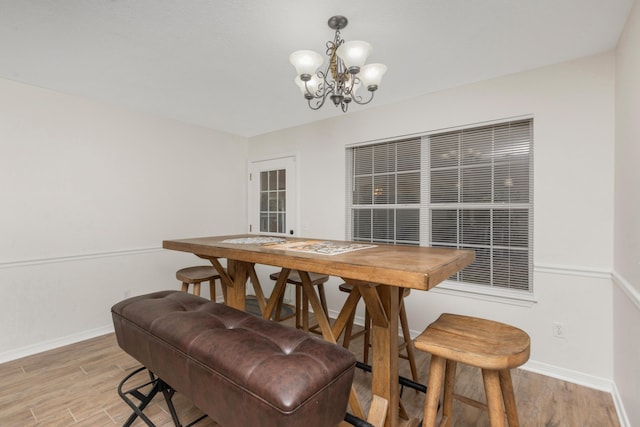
[259, 168, 286, 233]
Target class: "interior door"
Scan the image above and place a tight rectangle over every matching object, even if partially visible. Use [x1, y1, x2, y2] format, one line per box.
[249, 156, 297, 236]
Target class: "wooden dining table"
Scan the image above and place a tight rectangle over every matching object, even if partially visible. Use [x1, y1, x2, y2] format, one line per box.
[163, 234, 475, 427]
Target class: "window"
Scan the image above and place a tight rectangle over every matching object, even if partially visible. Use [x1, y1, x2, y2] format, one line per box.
[350, 138, 423, 245]
[347, 119, 533, 293]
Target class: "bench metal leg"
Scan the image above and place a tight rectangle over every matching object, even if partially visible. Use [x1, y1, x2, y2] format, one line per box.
[344, 412, 376, 427]
[355, 361, 427, 394]
[118, 366, 207, 427]
[118, 367, 161, 427]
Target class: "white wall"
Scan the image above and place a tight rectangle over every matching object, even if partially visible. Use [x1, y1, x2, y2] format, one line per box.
[0, 78, 248, 361]
[614, 0, 640, 425]
[248, 53, 616, 388]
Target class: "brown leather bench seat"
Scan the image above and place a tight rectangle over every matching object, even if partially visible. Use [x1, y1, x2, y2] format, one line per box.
[112, 290, 356, 427]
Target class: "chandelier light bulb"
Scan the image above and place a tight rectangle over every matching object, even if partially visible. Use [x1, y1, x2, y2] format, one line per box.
[359, 63, 387, 91]
[336, 41, 372, 74]
[289, 50, 323, 77]
[294, 75, 321, 98]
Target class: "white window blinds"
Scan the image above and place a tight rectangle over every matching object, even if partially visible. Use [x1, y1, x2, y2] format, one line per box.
[350, 138, 423, 245]
[347, 119, 533, 292]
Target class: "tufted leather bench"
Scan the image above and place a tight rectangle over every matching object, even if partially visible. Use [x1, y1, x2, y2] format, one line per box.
[111, 290, 356, 427]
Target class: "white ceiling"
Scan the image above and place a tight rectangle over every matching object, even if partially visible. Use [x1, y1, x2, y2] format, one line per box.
[0, 1, 633, 137]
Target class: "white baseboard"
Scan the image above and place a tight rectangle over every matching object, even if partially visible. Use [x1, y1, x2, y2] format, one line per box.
[521, 359, 613, 392]
[611, 382, 631, 427]
[0, 324, 114, 364]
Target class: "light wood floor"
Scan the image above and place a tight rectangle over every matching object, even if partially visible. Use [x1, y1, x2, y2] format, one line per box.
[0, 324, 620, 426]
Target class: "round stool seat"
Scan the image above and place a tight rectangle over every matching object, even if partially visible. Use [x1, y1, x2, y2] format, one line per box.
[176, 266, 221, 300]
[176, 266, 219, 283]
[415, 313, 530, 370]
[415, 313, 531, 427]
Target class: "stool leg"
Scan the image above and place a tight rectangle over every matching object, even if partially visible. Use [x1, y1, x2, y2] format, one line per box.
[209, 279, 216, 301]
[363, 310, 371, 364]
[295, 285, 302, 329]
[442, 360, 457, 427]
[318, 284, 328, 316]
[193, 282, 201, 297]
[423, 355, 445, 427]
[302, 289, 310, 331]
[181, 282, 189, 293]
[221, 282, 227, 304]
[399, 300, 419, 382]
[482, 369, 506, 427]
[342, 308, 357, 349]
[274, 290, 284, 321]
[499, 369, 519, 427]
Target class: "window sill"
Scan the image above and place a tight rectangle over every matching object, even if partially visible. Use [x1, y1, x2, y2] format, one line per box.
[430, 280, 537, 307]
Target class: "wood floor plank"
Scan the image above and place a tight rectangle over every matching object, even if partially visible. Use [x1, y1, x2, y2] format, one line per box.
[0, 327, 621, 427]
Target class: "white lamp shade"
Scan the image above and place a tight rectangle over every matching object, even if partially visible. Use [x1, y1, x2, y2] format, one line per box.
[289, 50, 323, 76]
[294, 75, 321, 96]
[358, 63, 387, 89]
[336, 41, 372, 69]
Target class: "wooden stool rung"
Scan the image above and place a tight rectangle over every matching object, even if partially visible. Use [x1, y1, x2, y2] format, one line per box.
[453, 393, 488, 411]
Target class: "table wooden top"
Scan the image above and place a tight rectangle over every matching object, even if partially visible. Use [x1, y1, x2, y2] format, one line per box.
[163, 234, 475, 291]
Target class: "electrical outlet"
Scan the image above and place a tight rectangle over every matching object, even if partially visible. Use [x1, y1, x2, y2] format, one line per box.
[553, 321, 566, 339]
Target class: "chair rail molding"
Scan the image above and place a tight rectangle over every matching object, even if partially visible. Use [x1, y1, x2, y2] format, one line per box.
[534, 262, 612, 279]
[0, 247, 163, 269]
[612, 270, 640, 311]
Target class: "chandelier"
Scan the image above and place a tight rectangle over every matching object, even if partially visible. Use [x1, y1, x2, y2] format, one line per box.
[289, 15, 387, 112]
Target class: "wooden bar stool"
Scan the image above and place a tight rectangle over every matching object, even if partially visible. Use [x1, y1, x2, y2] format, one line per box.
[415, 313, 530, 427]
[339, 283, 418, 383]
[269, 270, 329, 332]
[176, 266, 221, 301]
